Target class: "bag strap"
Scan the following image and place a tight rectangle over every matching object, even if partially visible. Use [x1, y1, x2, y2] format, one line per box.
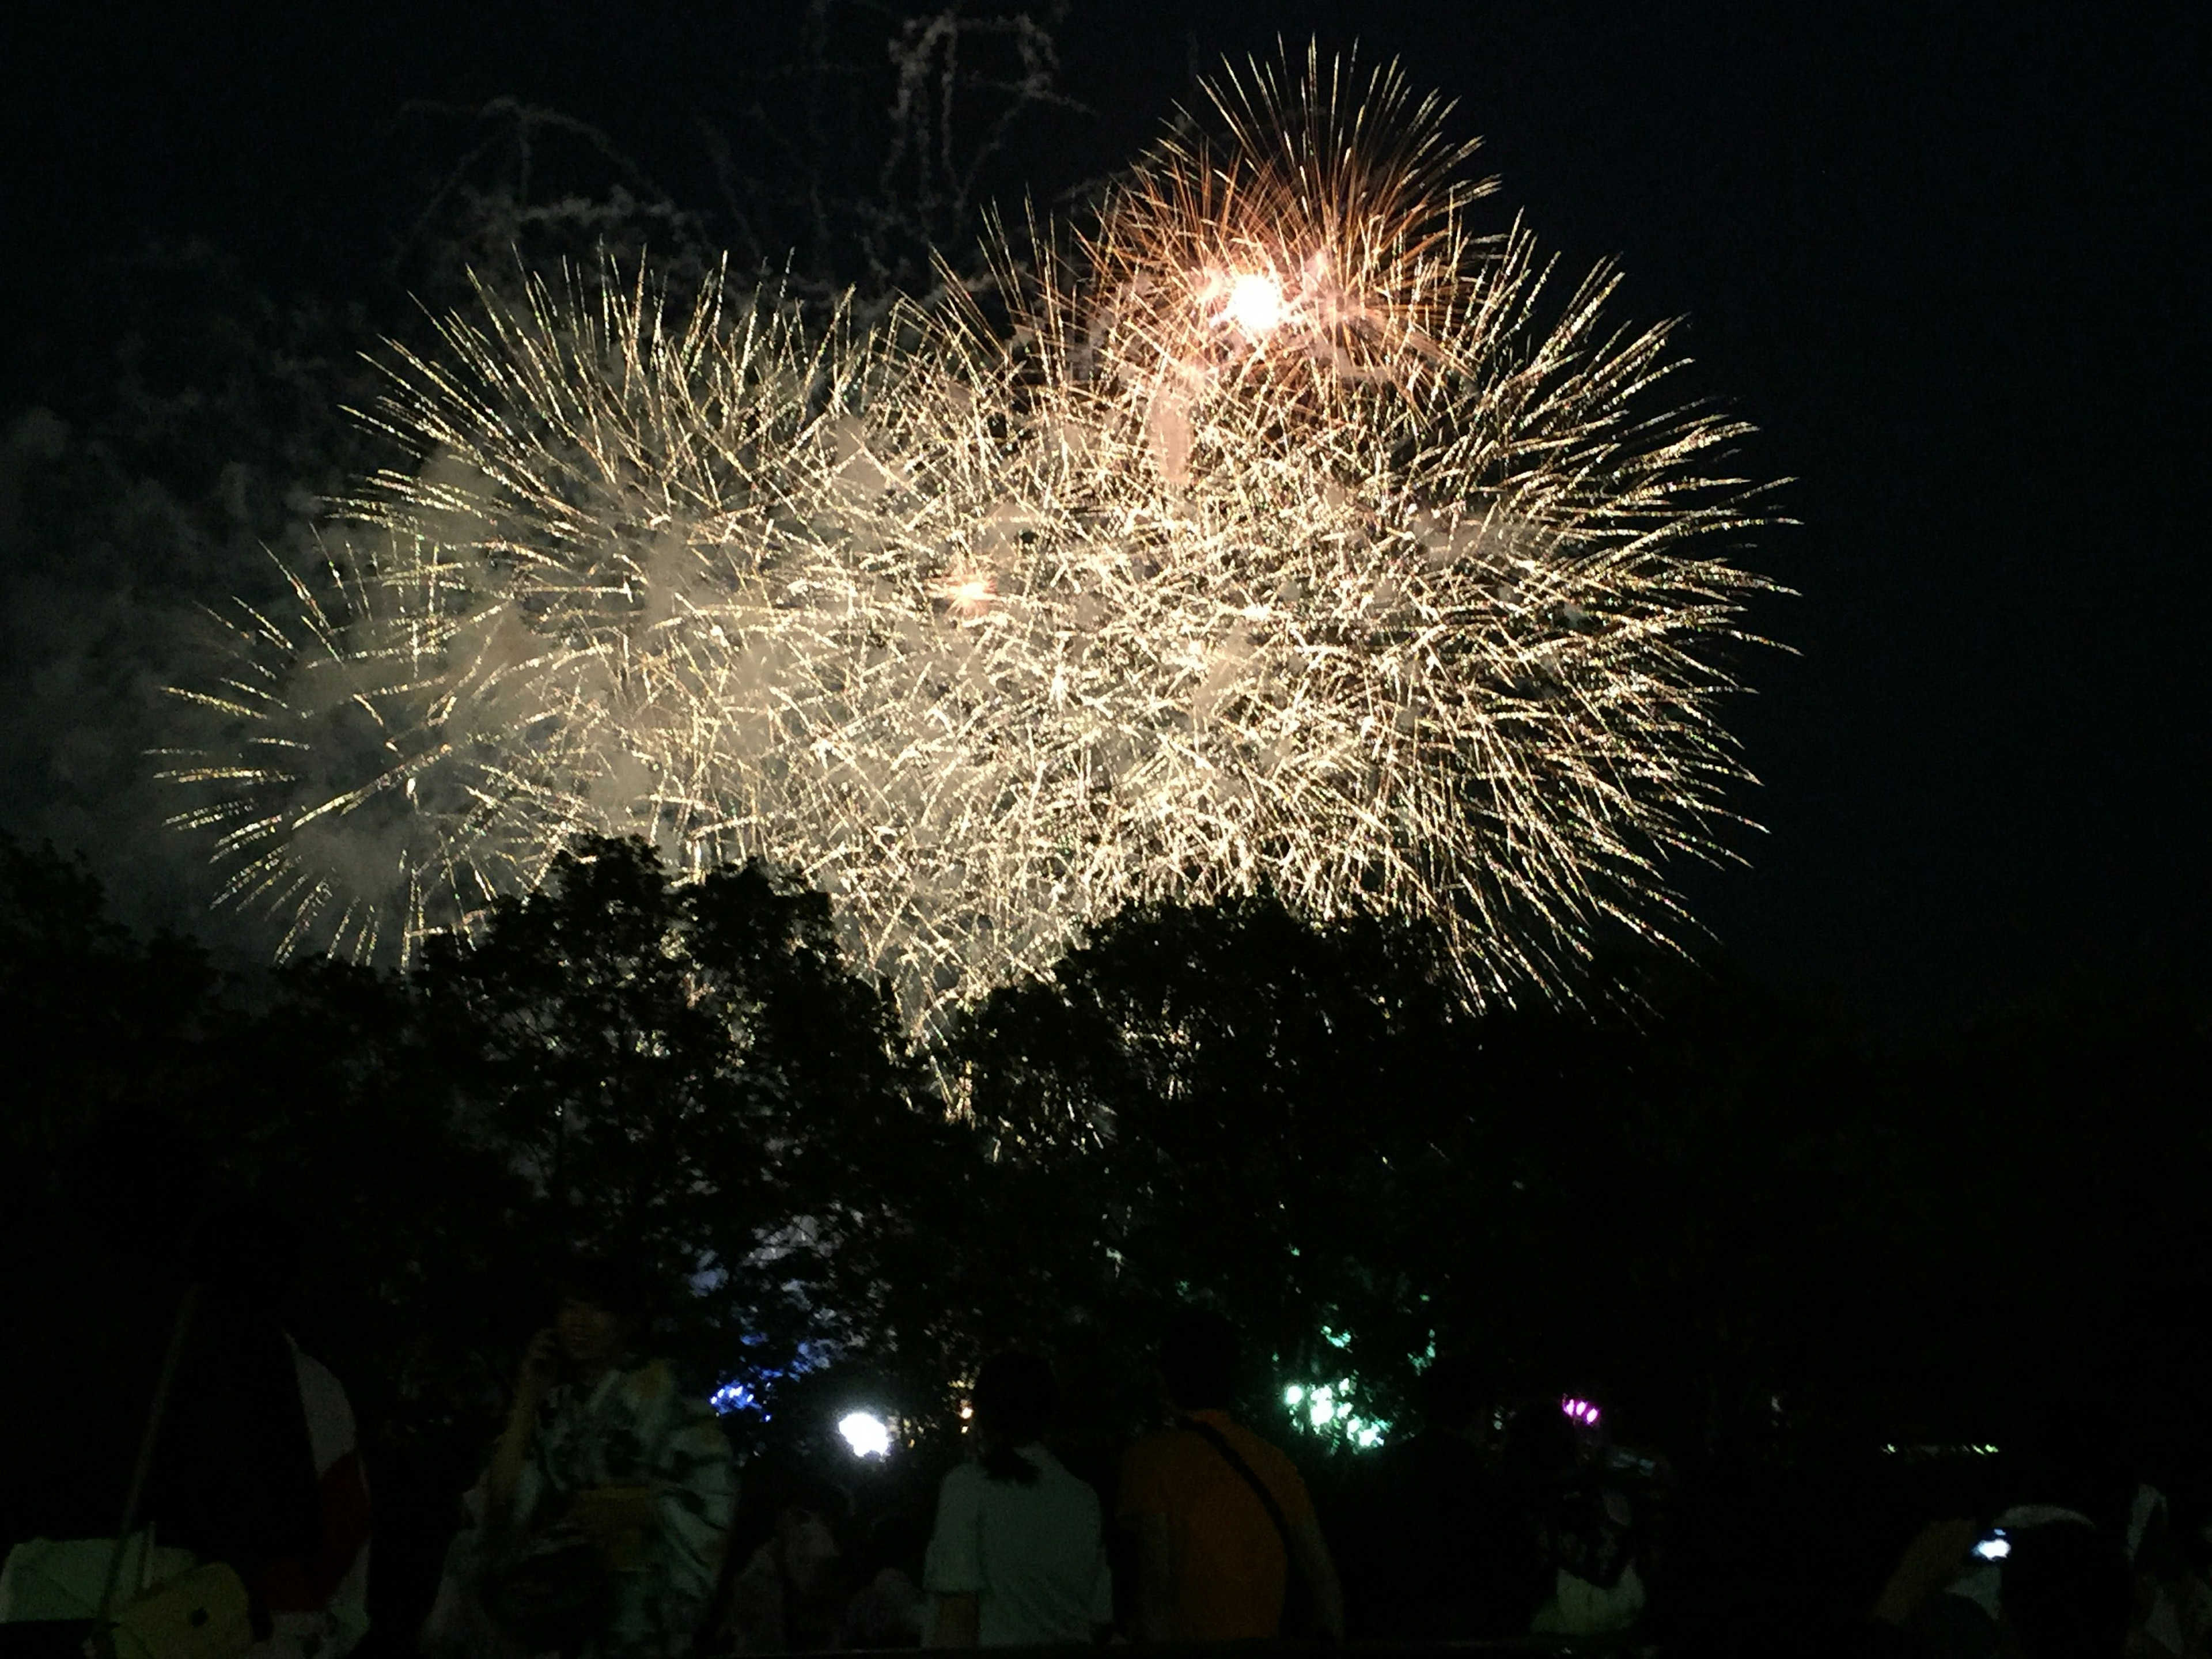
[1180, 1416, 1297, 1559]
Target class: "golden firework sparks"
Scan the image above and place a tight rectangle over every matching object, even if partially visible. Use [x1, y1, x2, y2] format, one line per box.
[165, 50, 1777, 1033]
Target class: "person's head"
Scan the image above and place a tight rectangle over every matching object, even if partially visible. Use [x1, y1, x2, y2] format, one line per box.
[1499, 1395, 1579, 1494]
[974, 1351, 1057, 1451]
[552, 1253, 651, 1370]
[774, 1484, 846, 1597]
[191, 1197, 302, 1321]
[67, 1107, 208, 1256]
[2018, 1402, 2134, 1537]
[1999, 1524, 2133, 1659]
[1158, 1309, 1241, 1413]
[1418, 1354, 1497, 1440]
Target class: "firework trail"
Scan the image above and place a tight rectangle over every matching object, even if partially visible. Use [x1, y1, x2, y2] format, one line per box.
[165, 48, 1774, 1028]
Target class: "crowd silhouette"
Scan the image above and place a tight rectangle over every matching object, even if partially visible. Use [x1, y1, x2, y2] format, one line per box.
[5, 839, 2210, 1659]
[9, 1247, 2203, 1659]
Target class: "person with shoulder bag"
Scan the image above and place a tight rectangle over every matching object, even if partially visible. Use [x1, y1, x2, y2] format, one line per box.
[1116, 1312, 1343, 1644]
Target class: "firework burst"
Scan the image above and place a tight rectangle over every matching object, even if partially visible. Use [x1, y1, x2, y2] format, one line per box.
[1074, 47, 1488, 409]
[165, 48, 1775, 1028]
[161, 264, 874, 960]
[892, 46, 1775, 999]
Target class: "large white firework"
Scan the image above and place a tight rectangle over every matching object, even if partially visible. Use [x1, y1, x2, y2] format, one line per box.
[163, 266, 853, 960]
[165, 49, 1773, 1029]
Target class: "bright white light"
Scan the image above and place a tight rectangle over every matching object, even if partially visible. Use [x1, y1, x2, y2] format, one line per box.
[1561, 1396, 1601, 1427]
[1973, 1532, 2010, 1561]
[838, 1411, 892, 1458]
[935, 570, 997, 619]
[1225, 272, 1286, 336]
[1308, 1385, 1336, 1430]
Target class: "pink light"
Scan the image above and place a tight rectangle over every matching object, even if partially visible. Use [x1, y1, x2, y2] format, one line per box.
[1561, 1396, 1600, 1426]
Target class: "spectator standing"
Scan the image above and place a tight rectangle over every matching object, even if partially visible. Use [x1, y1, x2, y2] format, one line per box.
[841, 1505, 930, 1647]
[715, 1466, 847, 1654]
[423, 1257, 734, 1659]
[1117, 1312, 1343, 1643]
[1859, 1516, 2135, 1659]
[1346, 1355, 1539, 1639]
[1508, 1395, 1647, 1638]
[2005, 1524, 2134, 1659]
[922, 1352, 1111, 1646]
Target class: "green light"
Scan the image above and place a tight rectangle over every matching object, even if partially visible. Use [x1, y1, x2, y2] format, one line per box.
[1283, 1373, 1392, 1451]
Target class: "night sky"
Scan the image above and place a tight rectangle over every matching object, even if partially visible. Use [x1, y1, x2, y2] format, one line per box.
[3, 2, 2204, 1027]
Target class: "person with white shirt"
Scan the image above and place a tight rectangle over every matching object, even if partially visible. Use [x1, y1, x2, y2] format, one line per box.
[923, 1353, 1112, 1646]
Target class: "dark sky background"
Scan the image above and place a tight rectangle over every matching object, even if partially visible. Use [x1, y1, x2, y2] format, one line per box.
[2, 1, 2204, 1029]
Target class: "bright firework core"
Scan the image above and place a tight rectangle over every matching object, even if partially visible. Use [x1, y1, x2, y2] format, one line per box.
[1224, 271, 1287, 337]
[935, 569, 998, 620]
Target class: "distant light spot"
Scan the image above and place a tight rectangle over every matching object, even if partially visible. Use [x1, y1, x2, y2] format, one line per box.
[838, 1410, 892, 1457]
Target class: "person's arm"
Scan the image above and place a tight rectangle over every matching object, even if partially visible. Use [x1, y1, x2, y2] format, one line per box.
[1131, 1513, 1174, 1643]
[1870, 1518, 1980, 1627]
[1288, 1514, 1346, 1641]
[929, 1592, 980, 1647]
[1088, 1528, 1115, 1639]
[923, 1468, 984, 1646]
[640, 1391, 736, 1628]
[487, 1329, 557, 1521]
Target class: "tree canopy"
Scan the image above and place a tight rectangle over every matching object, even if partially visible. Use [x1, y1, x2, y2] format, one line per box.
[4, 830, 2206, 1637]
